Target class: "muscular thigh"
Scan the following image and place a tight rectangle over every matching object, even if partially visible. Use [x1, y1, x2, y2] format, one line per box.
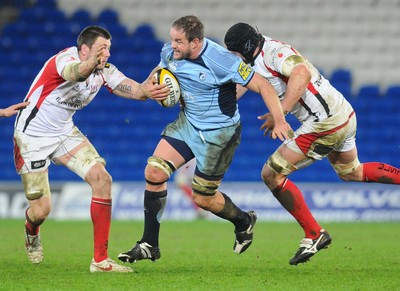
[162, 111, 241, 178]
[51, 127, 105, 180]
[328, 147, 358, 165]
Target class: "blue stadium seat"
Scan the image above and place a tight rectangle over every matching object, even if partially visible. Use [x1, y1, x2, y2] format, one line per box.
[334, 82, 352, 98]
[97, 8, 119, 24]
[132, 24, 156, 39]
[69, 9, 93, 27]
[2, 22, 29, 37]
[19, 7, 47, 23]
[356, 84, 381, 99]
[385, 85, 400, 99]
[34, 0, 57, 9]
[330, 69, 352, 86]
[99, 23, 128, 38]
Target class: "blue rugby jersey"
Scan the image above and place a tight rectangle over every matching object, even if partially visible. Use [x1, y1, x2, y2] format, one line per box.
[159, 38, 254, 130]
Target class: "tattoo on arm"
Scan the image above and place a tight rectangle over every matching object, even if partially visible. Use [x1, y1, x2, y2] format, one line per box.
[116, 84, 132, 93]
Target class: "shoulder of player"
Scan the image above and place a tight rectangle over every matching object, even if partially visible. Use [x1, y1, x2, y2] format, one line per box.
[159, 42, 174, 63]
[263, 37, 291, 52]
[202, 39, 240, 66]
[55, 47, 80, 65]
[263, 38, 297, 63]
[57, 46, 78, 57]
[101, 62, 119, 72]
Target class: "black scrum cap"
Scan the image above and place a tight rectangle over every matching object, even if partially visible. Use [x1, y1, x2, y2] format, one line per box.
[224, 23, 263, 66]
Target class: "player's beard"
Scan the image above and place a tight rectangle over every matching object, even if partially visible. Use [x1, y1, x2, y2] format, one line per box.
[174, 48, 192, 60]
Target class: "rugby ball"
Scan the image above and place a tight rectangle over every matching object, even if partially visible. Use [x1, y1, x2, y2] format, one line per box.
[154, 68, 181, 108]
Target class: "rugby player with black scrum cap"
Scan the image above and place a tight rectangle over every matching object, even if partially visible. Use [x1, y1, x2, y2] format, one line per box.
[224, 23, 400, 265]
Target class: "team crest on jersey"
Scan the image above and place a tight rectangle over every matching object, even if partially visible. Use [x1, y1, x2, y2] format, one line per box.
[198, 72, 206, 81]
[237, 62, 252, 81]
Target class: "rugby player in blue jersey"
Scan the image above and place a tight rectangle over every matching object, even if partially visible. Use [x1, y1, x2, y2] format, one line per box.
[118, 15, 293, 263]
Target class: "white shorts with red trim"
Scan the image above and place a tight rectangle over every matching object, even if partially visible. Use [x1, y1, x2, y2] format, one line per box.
[285, 109, 357, 161]
[13, 126, 87, 175]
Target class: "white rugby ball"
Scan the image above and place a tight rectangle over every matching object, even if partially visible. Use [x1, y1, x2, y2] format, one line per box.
[154, 68, 181, 108]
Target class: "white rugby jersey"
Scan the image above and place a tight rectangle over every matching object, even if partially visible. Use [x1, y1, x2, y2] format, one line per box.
[254, 36, 353, 124]
[15, 46, 126, 136]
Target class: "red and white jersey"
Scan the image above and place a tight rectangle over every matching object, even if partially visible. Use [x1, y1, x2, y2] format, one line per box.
[254, 36, 354, 125]
[15, 46, 126, 136]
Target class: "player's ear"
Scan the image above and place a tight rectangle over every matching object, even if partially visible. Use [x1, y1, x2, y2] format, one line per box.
[80, 44, 90, 56]
[190, 38, 200, 50]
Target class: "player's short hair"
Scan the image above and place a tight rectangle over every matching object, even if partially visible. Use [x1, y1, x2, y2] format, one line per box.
[172, 15, 204, 42]
[224, 23, 264, 65]
[77, 25, 111, 51]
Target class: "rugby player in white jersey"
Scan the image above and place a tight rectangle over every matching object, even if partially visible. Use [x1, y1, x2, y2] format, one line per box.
[118, 15, 293, 264]
[13, 25, 169, 272]
[224, 23, 400, 265]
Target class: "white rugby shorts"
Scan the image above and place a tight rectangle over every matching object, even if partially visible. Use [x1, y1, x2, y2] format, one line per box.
[14, 126, 87, 174]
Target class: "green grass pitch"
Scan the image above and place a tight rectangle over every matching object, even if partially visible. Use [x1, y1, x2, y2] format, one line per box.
[1, 219, 399, 290]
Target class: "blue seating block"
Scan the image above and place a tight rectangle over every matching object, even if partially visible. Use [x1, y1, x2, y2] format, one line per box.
[356, 84, 381, 99]
[1, 4, 398, 182]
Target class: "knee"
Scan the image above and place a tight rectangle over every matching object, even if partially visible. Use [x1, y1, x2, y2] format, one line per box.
[86, 164, 112, 189]
[261, 164, 275, 187]
[192, 194, 211, 210]
[263, 151, 296, 189]
[145, 156, 175, 185]
[145, 164, 169, 184]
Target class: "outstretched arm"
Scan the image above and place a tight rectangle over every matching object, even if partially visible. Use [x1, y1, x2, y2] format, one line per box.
[246, 72, 293, 141]
[0, 101, 30, 117]
[112, 67, 170, 101]
[258, 55, 311, 137]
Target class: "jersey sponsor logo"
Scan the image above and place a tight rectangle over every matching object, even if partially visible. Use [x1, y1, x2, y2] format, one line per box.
[314, 73, 322, 86]
[31, 160, 46, 170]
[56, 96, 85, 109]
[269, 48, 277, 57]
[238, 62, 252, 81]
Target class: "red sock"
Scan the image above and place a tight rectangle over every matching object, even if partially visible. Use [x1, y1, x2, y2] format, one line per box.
[25, 208, 39, 235]
[363, 162, 400, 184]
[272, 179, 322, 239]
[91, 197, 112, 262]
